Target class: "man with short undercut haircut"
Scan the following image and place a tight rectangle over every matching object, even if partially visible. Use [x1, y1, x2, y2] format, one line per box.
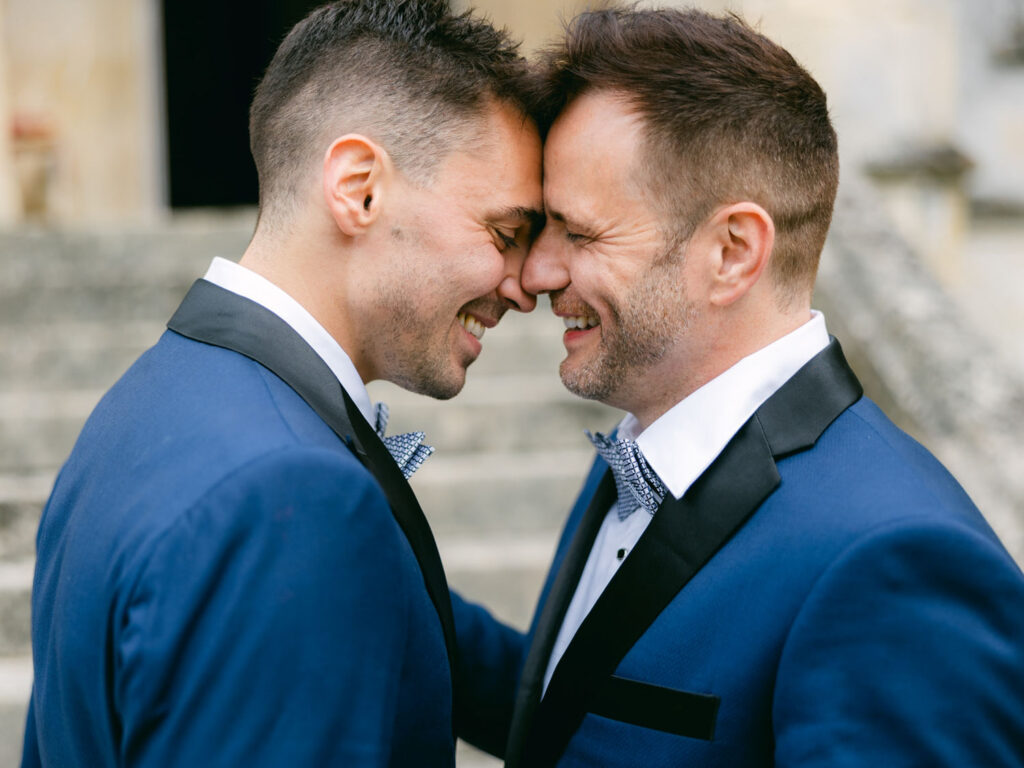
[22, 2, 541, 766]
[454, 7, 1024, 767]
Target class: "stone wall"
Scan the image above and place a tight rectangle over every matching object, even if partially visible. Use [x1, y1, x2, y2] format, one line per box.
[0, 6, 17, 223]
[1, 0, 1022, 231]
[0, 0, 163, 223]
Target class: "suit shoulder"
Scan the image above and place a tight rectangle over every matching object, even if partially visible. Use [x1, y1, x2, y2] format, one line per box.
[750, 396, 1013, 589]
[782, 396, 980, 521]
[66, 331, 359, 505]
[817, 511, 1021, 582]
[836, 398, 959, 484]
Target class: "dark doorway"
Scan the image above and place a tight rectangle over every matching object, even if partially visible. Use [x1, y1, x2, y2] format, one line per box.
[162, 0, 322, 208]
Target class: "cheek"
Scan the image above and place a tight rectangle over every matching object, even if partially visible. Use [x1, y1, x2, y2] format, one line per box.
[455, 244, 506, 288]
[571, 264, 614, 304]
[586, 274, 640, 324]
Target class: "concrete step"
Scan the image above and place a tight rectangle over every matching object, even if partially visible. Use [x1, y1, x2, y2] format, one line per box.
[0, 505, 38, 564]
[442, 533, 554, 631]
[0, 321, 166, 390]
[0, 521, 39, 568]
[0, 283, 198, 325]
[413, 448, 595, 534]
[0, 222, 251, 285]
[0, 226, 243, 324]
[0, 475, 40, 658]
[0, 561, 31, 654]
[0, 391, 101, 472]
[0, 655, 31, 767]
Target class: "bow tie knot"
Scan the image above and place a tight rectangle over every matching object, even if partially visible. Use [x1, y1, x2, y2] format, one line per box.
[374, 402, 434, 480]
[587, 430, 666, 520]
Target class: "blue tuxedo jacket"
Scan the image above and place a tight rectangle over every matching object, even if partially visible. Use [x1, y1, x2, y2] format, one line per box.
[23, 281, 459, 767]
[478, 340, 1024, 767]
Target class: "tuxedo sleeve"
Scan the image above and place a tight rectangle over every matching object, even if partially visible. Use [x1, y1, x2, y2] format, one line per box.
[451, 591, 526, 757]
[114, 447, 411, 767]
[773, 518, 1024, 767]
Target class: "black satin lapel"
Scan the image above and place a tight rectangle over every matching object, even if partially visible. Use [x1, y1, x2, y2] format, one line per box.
[525, 418, 780, 766]
[504, 471, 615, 768]
[168, 280, 458, 710]
[340, 388, 459, 697]
[757, 337, 863, 456]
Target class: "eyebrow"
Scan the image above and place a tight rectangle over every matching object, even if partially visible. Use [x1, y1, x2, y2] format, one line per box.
[492, 205, 546, 238]
[545, 208, 589, 235]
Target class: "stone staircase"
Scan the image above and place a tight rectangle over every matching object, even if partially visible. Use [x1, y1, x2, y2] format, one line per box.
[0, 216, 618, 766]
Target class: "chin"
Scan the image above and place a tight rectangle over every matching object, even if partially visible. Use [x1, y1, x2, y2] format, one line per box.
[427, 384, 462, 401]
[413, 369, 466, 401]
[559, 359, 612, 403]
[387, 348, 468, 400]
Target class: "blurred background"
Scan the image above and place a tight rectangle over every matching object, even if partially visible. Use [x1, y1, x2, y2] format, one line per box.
[1, 0, 1022, 764]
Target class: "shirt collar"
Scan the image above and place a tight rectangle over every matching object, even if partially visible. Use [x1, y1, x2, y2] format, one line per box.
[617, 311, 830, 500]
[202, 257, 376, 425]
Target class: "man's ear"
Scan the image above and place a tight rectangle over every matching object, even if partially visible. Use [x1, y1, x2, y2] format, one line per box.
[322, 134, 390, 236]
[706, 202, 775, 307]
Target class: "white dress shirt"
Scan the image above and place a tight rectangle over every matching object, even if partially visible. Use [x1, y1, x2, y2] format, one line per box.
[202, 257, 376, 425]
[542, 311, 831, 693]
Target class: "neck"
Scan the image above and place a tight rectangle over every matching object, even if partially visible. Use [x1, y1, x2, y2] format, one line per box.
[618, 303, 813, 432]
[240, 221, 363, 378]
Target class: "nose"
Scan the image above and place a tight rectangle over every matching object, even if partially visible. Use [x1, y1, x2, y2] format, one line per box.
[497, 245, 537, 313]
[522, 226, 570, 297]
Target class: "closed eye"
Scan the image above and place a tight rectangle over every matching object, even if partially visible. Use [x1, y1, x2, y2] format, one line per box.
[546, 209, 595, 246]
[496, 230, 518, 251]
[490, 226, 523, 253]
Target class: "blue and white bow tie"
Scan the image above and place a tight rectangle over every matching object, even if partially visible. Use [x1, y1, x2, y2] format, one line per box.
[374, 402, 434, 480]
[586, 430, 666, 521]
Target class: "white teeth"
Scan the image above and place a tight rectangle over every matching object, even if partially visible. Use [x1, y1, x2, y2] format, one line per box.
[458, 313, 485, 340]
[563, 315, 597, 330]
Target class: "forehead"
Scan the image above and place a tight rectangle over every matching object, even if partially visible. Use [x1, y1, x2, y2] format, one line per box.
[433, 102, 543, 207]
[544, 91, 649, 215]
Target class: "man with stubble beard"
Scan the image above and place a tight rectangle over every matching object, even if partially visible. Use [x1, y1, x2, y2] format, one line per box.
[453, 7, 1024, 767]
[23, 2, 542, 766]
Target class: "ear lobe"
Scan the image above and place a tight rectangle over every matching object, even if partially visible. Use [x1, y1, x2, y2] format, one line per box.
[708, 202, 775, 307]
[323, 134, 389, 236]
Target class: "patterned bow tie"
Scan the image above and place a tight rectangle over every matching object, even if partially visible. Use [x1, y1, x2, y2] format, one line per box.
[374, 402, 434, 480]
[586, 430, 666, 521]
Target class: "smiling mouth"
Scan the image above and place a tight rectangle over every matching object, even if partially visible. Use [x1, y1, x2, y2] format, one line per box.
[562, 314, 600, 331]
[458, 312, 485, 340]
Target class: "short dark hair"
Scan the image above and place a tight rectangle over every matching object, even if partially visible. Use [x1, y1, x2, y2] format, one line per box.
[250, 0, 536, 225]
[534, 7, 840, 296]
